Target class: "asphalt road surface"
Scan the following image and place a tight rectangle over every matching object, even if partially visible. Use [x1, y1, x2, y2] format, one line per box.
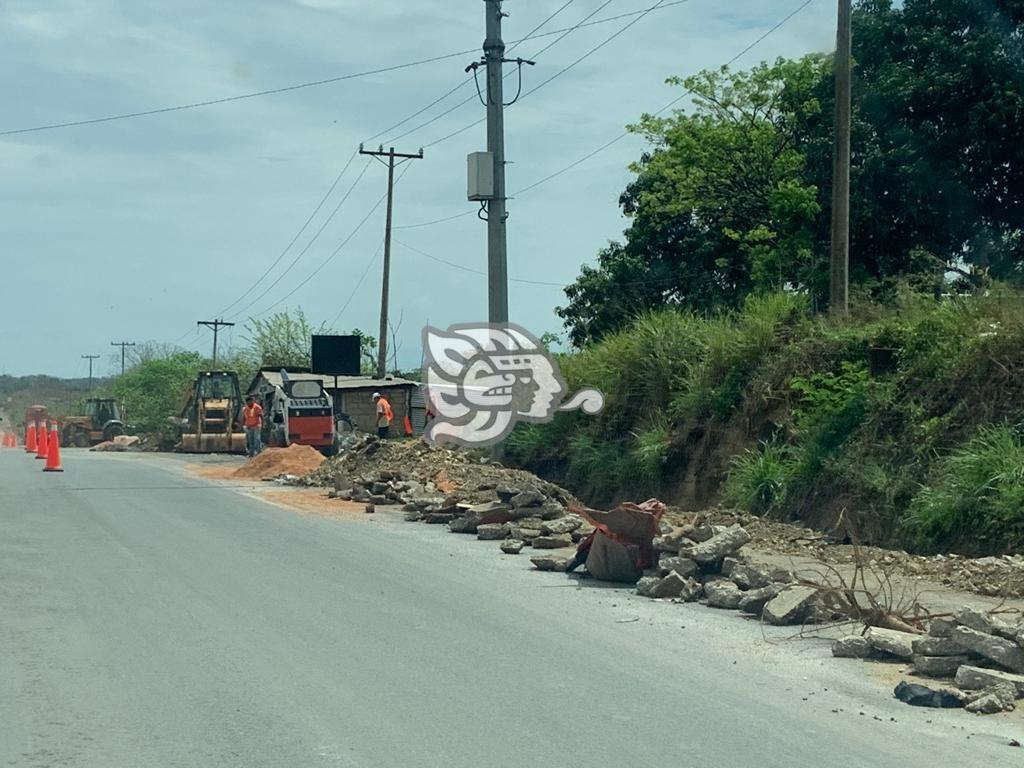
[2, 449, 1022, 767]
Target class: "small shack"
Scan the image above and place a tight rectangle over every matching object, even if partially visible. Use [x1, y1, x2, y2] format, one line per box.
[248, 369, 419, 435]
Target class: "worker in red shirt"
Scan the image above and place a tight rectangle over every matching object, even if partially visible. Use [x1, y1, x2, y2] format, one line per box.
[372, 392, 393, 439]
[242, 396, 264, 457]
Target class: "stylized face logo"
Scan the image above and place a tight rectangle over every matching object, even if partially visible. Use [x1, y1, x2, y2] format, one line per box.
[422, 323, 602, 447]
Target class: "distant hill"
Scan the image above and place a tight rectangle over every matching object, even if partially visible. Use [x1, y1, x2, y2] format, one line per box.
[0, 375, 109, 428]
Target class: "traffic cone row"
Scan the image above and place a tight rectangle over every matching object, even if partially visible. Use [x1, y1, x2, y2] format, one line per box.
[17, 420, 64, 472]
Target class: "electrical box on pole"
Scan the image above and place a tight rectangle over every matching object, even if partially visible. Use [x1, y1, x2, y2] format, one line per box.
[467, 152, 495, 201]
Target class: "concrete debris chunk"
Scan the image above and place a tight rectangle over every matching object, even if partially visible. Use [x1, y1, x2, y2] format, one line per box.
[768, 568, 795, 584]
[762, 585, 819, 626]
[635, 576, 661, 598]
[954, 607, 998, 635]
[652, 536, 679, 554]
[531, 534, 574, 550]
[655, 556, 698, 579]
[954, 665, 1024, 697]
[425, 512, 458, 525]
[912, 636, 967, 657]
[540, 516, 582, 536]
[500, 539, 525, 555]
[893, 681, 965, 708]
[912, 655, 970, 678]
[676, 577, 704, 602]
[476, 523, 508, 541]
[730, 563, 772, 590]
[928, 617, 957, 638]
[538, 503, 565, 521]
[737, 584, 784, 615]
[832, 636, 872, 658]
[510, 488, 545, 508]
[964, 683, 1017, 714]
[720, 557, 740, 577]
[866, 627, 919, 660]
[530, 554, 570, 572]
[704, 580, 744, 609]
[951, 626, 1024, 673]
[681, 525, 752, 565]
[648, 570, 693, 600]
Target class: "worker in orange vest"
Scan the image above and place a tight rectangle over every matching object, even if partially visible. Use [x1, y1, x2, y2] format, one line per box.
[372, 392, 393, 439]
[242, 396, 264, 457]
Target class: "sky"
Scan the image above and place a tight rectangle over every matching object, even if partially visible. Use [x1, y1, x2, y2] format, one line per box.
[0, 0, 836, 377]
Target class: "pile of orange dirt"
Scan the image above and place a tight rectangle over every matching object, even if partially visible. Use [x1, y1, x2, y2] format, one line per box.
[232, 445, 326, 481]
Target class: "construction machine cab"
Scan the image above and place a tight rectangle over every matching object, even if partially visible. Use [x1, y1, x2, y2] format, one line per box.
[177, 371, 247, 454]
[61, 398, 126, 447]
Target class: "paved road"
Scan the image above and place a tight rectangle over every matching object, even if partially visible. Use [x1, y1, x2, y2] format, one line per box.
[1, 449, 1021, 767]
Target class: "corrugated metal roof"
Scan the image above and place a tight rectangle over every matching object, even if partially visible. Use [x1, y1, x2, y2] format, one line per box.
[251, 370, 418, 392]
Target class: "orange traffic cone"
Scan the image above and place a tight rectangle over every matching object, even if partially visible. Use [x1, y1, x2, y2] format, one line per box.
[43, 423, 64, 472]
[25, 425, 37, 453]
[35, 423, 49, 460]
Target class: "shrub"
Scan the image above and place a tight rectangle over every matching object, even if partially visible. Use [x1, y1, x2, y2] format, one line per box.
[905, 425, 1024, 553]
[723, 441, 798, 516]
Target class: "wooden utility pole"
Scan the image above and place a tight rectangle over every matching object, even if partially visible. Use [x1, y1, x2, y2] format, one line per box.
[359, 144, 423, 379]
[82, 354, 100, 389]
[830, 0, 852, 316]
[197, 319, 235, 366]
[110, 341, 136, 376]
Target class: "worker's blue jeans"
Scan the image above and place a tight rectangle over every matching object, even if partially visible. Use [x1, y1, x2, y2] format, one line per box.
[245, 427, 262, 457]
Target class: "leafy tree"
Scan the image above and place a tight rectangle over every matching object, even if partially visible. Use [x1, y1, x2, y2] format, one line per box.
[559, 56, 827, 346]
[110, 352, 204, 432]
[244, 308, 331, 369]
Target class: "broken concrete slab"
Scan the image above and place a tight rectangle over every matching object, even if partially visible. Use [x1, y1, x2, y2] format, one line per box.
[705, 580, 744, 609]
[832, 636, 872, 658]
[737, 584, 785, 615]
[912, 655, 970, 678]
[893, 681, 965, 708]
[655, 556, 698, 579]
[530, 554, 570, 571]
[510, 488, 545, 508]
[866, 627, 919, 660]
[954, 607, 998, 635]
[476, 523, 508, 540]
[762, 585, 819, 626]
[540, 516, 582, 536]
[965, 683, 1016, 714]
[682, 525, 752, 565]
[636, 576, 661, 598]
[500, 539, 525, 555]
[730, 563, 771, 590]
[954, 665, 1024, 697]
[649, 571, 693, 600]
[531, 534, 574, 550]
[928, 617, 957, 638]
[951, 626, 1024, 673]
[912, 636, 967, 657]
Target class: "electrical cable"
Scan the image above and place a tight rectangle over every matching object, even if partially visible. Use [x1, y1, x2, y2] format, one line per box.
[0, 49, 479, 137]
[245, 163, 414, 320]
[328, 240, 385, 327]
[214, 149, 359, 318]
[400, 0, 817, 225]
[225, 159, 373, 321]
[394, 240, 566, 287]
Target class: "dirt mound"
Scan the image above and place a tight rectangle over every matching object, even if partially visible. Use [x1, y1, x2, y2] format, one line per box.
[233, 445, 326, 480]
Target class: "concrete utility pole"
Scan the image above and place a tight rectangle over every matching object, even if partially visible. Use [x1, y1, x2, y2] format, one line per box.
[484, 0, 509, 324]
[359, 144, 423, 379]
[830, 0, 852, 316]
[197, 319, 235, 366]
[110, 341, 136, 376]
[82, 354, 100, 389]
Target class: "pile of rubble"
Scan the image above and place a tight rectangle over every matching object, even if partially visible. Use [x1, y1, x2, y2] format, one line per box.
[90, 435, 143, 452]
[312, 435, 576, 511]
[673, 507, 1024, 600]
[833, 608, 1024, 715]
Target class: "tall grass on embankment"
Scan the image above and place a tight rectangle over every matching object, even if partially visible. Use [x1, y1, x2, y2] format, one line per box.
[506, 287, 1024, 555]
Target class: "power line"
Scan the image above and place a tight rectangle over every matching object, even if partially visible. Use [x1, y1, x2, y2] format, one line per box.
[394, 240, 567, 287]
[0, 50, 478, 137]
[328, 241, 384, 328]
[382, 0, 613, 148]
[245, 164, 415, 321]
[215, 149, 360, 318]
[400, 0, 817, 225]
[225, 159, 373, 321]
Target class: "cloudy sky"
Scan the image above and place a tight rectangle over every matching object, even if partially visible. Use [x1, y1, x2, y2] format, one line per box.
[1, 0, 835, 377]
